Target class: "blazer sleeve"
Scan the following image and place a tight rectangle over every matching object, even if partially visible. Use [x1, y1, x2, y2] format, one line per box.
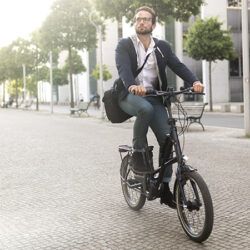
[163, 41, 199, 87]
[115, 39, 136, 89]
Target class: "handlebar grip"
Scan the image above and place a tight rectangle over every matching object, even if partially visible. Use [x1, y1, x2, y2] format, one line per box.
[145, 89, 156, 95]
[180, 86, 205, 95]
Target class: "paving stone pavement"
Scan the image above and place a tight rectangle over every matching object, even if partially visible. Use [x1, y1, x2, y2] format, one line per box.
[0, 109, 249, 250]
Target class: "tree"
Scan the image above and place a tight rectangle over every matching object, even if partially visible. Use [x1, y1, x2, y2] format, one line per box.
[39, 0, 98, 111]
[94, 0, 204, 39]
[8, 38, 38, 106]
[63, 49, 86, 75]
[52, 68, 69, 87]
[0, 47, 9, 105]
[184, 18, 235, 111]
[6, 80, 23, 99]
[29, 31, 50, 111]
[91, 64, 112, 82]
[2, 43, 25, 107]
[0, 48, 8, 82]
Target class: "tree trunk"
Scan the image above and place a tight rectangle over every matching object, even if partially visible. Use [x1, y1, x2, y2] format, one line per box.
[36, 65, 39, 111]
[15, 79, 18, 108]
[68, 47, 74, 111]
[3, 81, 5, 105]
[208, 61, 213, 112]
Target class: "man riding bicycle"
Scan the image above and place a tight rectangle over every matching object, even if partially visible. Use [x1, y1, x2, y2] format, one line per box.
[115, 6, 204, 208]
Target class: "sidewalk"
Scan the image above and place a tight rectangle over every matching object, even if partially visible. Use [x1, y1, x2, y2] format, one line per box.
[17, 102, 245, 122]
[38, 103, 104, 118]
[0, 107, 249, 249]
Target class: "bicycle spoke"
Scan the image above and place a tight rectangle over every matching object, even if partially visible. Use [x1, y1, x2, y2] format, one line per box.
[181, 179, 205, 234]
[120, 155, 146, 210]
[176, 171, 213, 242]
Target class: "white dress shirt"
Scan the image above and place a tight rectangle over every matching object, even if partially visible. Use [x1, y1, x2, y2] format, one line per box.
[130, 34, 158, 89]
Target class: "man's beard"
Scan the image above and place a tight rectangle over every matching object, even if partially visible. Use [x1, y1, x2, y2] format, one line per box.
[136, 26, 153, 35]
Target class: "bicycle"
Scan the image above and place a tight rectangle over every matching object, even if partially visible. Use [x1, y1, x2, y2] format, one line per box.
[119, 87, 214, 243]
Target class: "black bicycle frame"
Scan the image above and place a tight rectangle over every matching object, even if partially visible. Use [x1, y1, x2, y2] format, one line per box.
[120, 88, 200, 204]
[163, 97, 195, 205]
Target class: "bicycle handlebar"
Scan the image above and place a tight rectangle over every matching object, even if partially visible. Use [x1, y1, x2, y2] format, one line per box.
[145, 87, 205, 97]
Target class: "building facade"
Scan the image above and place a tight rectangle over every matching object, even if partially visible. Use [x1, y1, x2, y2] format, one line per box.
[16, 0, 247, 109]
[97, 0, 249, 109]
[183, 0, 249, 105]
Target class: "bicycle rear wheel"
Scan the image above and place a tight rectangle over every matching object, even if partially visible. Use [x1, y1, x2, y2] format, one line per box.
[174, 170, 213, 242]
[120, 155, 146, 210]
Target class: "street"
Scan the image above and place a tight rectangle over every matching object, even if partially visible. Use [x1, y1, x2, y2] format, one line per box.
[0, 109, 249, 249]
[203, 112, 244, 129]
[37, 103, 245, 129]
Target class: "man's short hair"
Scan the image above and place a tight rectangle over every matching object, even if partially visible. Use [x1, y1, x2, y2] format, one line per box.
[134, 6, 157, 25]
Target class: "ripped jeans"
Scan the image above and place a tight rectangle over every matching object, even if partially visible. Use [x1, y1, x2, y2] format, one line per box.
[119, 93, 172, 183]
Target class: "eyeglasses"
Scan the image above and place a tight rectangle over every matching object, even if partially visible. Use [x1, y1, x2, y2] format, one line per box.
[135, 17, 152, 23]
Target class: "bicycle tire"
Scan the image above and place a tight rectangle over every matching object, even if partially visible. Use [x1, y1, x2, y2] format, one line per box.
[174, 170, 214, 243]
[120, 155, 146, 211]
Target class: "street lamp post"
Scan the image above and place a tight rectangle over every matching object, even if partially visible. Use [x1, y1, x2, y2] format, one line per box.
[89, 12, 105, 119]
[242, 0, 250, 136]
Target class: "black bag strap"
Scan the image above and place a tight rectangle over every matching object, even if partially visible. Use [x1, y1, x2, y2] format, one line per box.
[113, 49, 155, 92]
[135, 52, 152, 77]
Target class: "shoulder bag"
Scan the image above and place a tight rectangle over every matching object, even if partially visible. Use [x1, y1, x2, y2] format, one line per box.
[102, 53, 151, 123]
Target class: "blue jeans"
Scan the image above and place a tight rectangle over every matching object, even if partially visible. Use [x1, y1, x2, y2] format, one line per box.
[119, 93, 172, 182]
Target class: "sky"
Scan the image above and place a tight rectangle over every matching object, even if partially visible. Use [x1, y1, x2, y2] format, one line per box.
[0, 0, 54, 47]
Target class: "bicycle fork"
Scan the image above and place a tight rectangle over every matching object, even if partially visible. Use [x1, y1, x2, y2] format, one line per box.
[169, 117, 201, 209]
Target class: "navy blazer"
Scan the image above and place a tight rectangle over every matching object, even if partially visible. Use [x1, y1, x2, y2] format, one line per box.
[115, 37, 198, 99]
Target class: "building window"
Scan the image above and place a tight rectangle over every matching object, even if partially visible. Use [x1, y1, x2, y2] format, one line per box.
[228, 0, 250, 7]
[228, 0, 241, 7]
[230, 56, 243, 77]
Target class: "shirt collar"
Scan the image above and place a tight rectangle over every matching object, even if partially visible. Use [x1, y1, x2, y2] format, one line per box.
[131, 34, 155, 50]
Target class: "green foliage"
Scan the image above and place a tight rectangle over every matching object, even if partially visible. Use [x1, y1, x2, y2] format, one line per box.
[40, 0, 98, 51]
[35, 65, 68, 86]
[63, 50, 86, 75]
[94, 0, 132, 22]
[94, 0, 204, 23]
[7, 79, 22, 96]
[9, 38, 36, 75]
[91, 64, 112, 82]
[30, 30, 55, 65]
[184, 17, 236, 112]
[26, 76, 37, 96]
[37, 66, 50, 82]
[40, 0, 99, 108]
[184, 17, 236, 62]
[0, 44, 23, 81]
[0, 47, 9, 82]
[53, 68, 68, 86]
[3, 37, 46, 99]
[1, 37, 44, 85]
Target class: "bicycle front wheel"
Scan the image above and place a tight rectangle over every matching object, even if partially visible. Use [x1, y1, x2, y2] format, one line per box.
[174, 170, 214, 243]
[120, 155, 146, 211]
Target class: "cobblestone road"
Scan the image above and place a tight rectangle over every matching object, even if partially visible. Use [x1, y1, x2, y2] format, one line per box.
[0, 109, 249, 249]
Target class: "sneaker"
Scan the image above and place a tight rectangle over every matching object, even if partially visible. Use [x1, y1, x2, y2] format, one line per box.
[131, 149, 153, 173]
[159, 183, 176, 209]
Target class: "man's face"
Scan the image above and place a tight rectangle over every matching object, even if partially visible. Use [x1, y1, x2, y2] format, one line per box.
[134, 10, 155, 35]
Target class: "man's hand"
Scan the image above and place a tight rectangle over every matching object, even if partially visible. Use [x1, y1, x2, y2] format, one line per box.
[193, 81, 204, 93]
[128, 85, 146, 96]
